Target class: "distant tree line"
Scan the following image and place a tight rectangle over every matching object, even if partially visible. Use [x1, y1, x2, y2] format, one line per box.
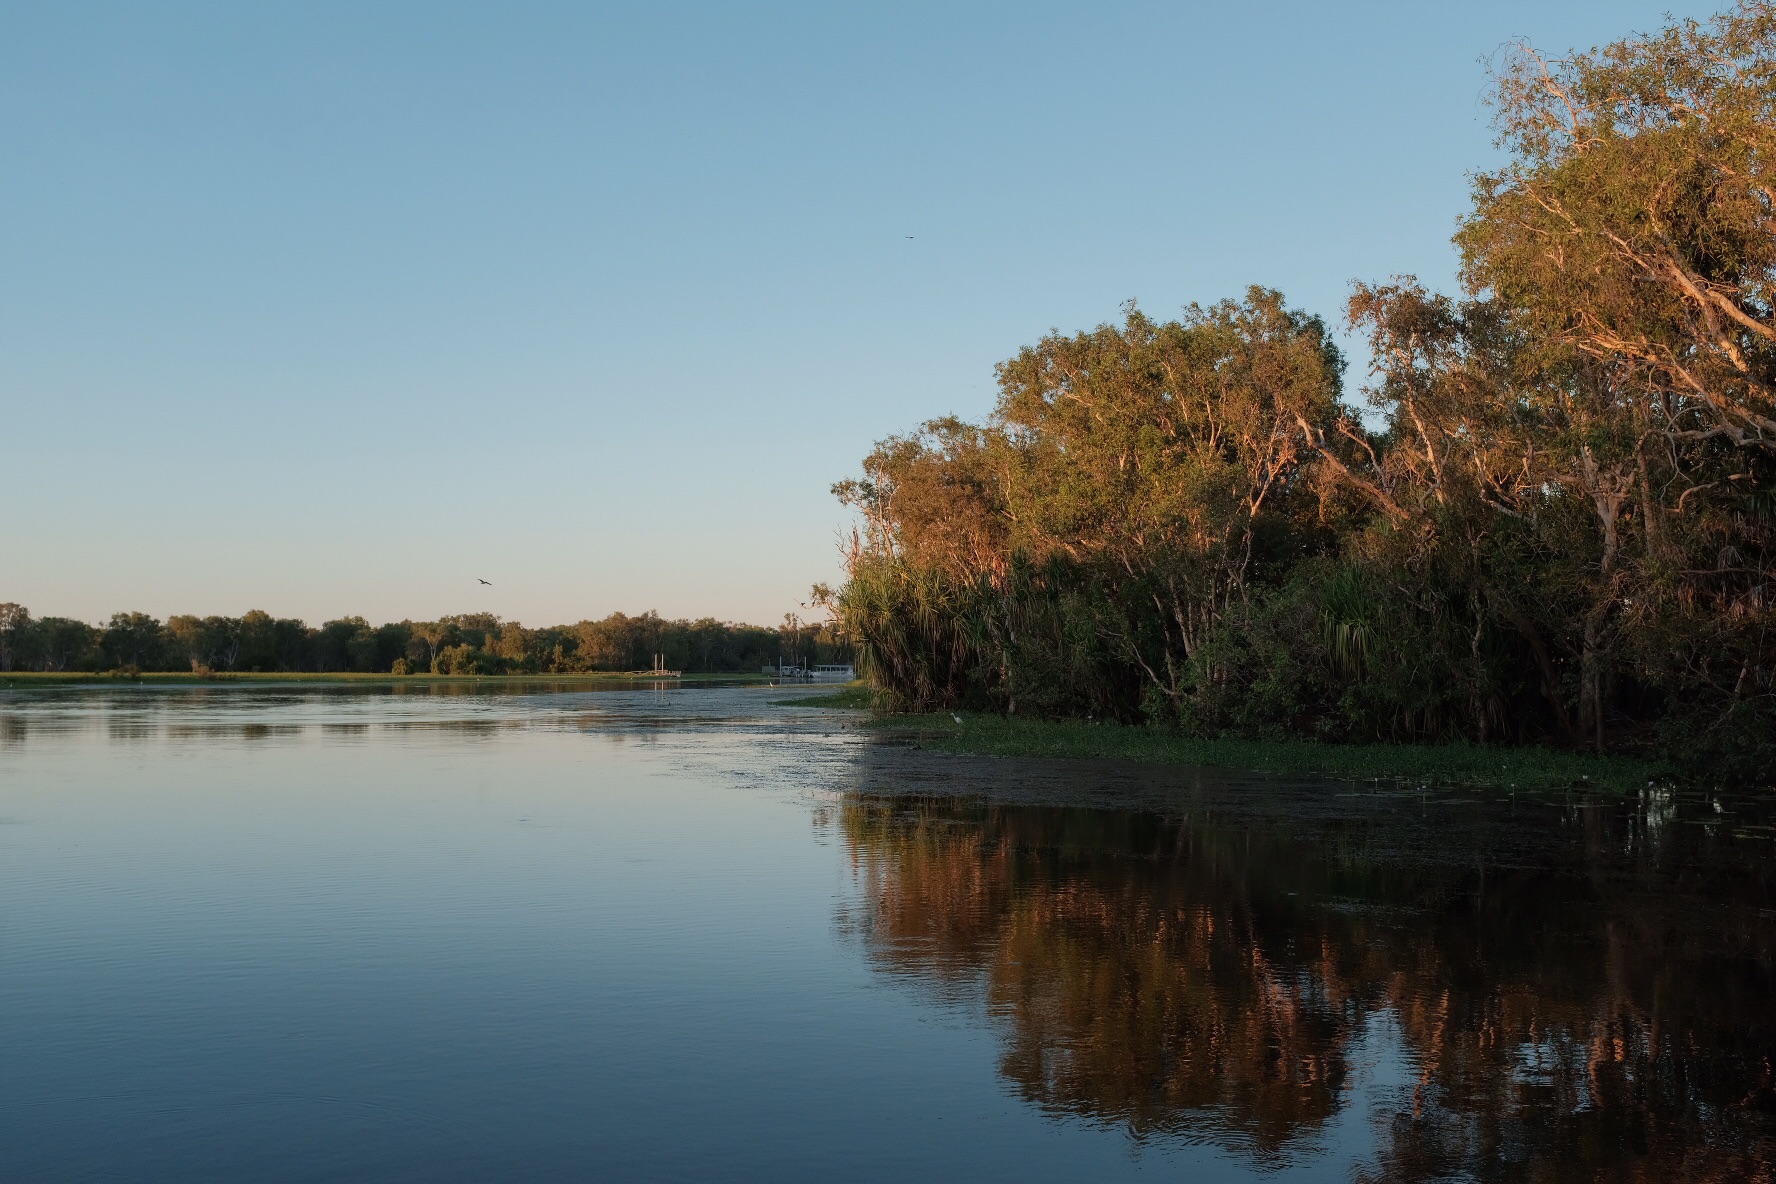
[0, 604, 849, 677]
[832, 4, 1776, 779]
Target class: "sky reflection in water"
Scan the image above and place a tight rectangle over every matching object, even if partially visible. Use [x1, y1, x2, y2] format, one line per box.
[1, 685, 1772, 1182]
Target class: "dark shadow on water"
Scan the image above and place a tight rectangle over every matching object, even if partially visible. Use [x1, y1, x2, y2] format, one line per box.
[834, 782, 1776, 1181]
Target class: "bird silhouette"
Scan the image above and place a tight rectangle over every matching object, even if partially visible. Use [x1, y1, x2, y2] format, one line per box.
[905, 235, 914, 239]
[477, 579, 492, 586]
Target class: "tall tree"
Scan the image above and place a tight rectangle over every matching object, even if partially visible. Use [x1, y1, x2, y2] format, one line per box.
[101, 613, 164, 670]
[1461, 2, 1776, 454]
[0, 603, 29, 672]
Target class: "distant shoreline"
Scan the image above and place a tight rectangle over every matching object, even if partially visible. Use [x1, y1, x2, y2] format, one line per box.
[0, 671, 774, 687]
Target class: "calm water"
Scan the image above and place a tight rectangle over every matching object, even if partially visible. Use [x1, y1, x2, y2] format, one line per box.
[2, 686, 1773, 1182]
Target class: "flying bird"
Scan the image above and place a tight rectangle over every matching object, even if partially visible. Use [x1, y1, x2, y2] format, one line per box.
[477, 579, 492, 586]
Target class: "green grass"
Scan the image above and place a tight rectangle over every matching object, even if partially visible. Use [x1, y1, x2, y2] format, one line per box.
[864, 711, 1660, 793]
[770, 683, 873, 709]
[0, 670, 771, 687]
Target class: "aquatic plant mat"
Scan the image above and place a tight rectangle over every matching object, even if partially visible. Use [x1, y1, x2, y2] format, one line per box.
[769, 685, 872, 709]
[860, 712, 1661, 794]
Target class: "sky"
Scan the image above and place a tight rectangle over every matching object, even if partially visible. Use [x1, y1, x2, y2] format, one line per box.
[0, 0, 1724, 628]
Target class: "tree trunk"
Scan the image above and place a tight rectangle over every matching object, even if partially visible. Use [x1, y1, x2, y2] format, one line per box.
[1576, 446, 1630, 754]
[1578, 615, 1605, 753]
[1503, 604, 1576, 742]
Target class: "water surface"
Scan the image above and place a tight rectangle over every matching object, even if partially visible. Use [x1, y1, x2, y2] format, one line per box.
[2, 686, 1772, 1181]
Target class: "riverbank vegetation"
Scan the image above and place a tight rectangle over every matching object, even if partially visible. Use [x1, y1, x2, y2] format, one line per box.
[778, 690, 1652, 790]
[883, 713, 1656, 793]
[829, 5, 1776, 783]
[0, 605, 850, 678]
[774, 685, 875, 709]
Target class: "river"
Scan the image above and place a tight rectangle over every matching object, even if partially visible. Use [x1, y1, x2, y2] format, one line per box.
[2, 684, 1771, 1181]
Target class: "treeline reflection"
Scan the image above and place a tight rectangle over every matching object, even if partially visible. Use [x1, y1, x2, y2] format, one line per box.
[836, 797, 1776, 1180]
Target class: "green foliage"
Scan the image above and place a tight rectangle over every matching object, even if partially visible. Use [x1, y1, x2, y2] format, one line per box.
[836, 290, 1346, 723]
[829, 5, 1776, 784]
[836, 555, 991, 713]
[102, 612, 165, 671]
[433, 643, 489, 676]
[0, 605, 844, 677]
[0, 603, 29, 672]
[771, 684, 871, 709]
[1170, 576, 1330, 740]
[167, 614, 243, 673]
[1319, 567, 1373, 683]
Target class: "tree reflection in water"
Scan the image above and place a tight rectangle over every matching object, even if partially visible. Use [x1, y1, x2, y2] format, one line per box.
[833, 795, 1776, 1181]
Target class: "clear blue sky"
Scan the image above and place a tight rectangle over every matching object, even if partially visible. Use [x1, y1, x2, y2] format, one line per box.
[0, 1, 1719, 628]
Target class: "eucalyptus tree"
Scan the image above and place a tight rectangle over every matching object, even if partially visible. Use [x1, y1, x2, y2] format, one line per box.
[30, 618, 98, 671]
[0, 603, 28, 672]
[406, 620, 453, 673]
[992, 292, 1345, 712]
[1437, 1, 1776, 751]
[832, 291, 1347, 716]
[101, 613, 164, 671]
[1462, 2, 1776, 454]
[166, 615, 245, 672]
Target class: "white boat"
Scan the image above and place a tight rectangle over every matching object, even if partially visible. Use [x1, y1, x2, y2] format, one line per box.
[761, 663, 856, 682]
